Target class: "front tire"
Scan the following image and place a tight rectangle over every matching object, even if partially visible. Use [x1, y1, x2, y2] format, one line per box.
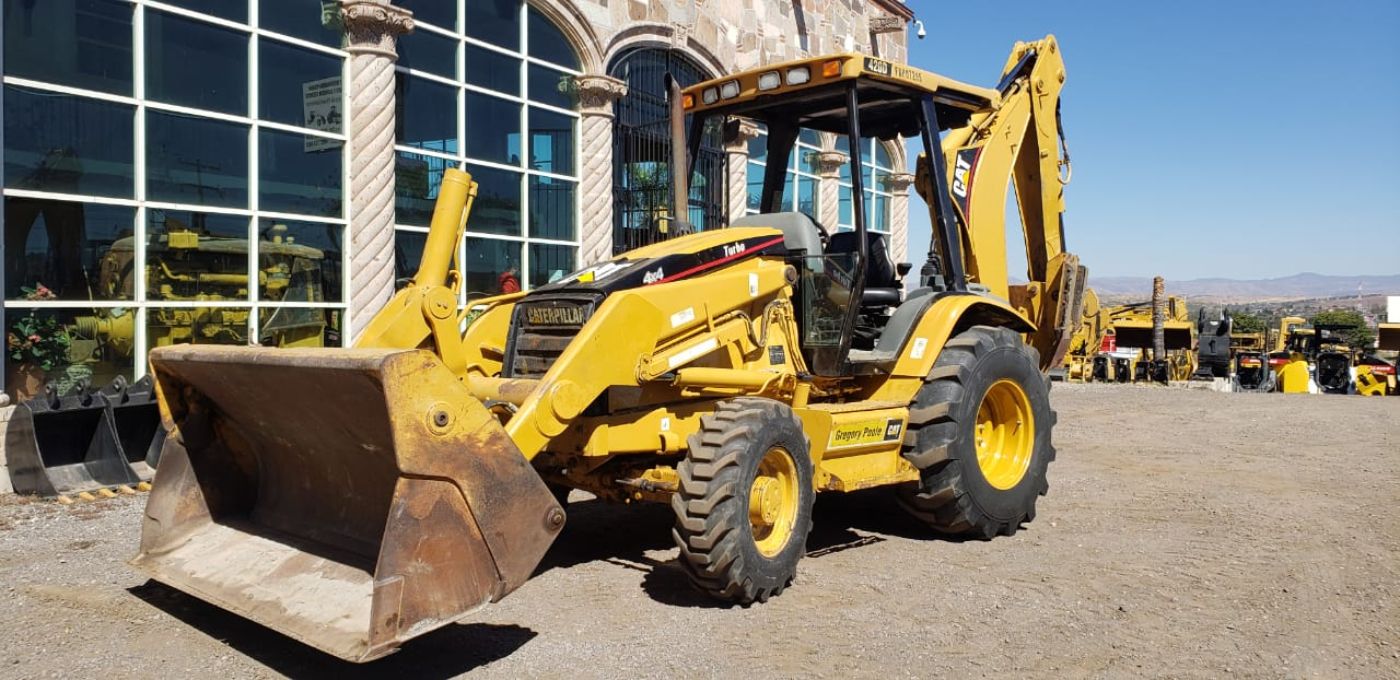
[672, 398, 814, 603]
[898, 325, 1055, 538]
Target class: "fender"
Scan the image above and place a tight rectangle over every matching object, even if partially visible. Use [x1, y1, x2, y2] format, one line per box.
[872, 294, 1035, 403]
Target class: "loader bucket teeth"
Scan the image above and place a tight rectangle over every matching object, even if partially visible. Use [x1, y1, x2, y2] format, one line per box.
[131, 345, 563, 663]
[7, 383, 140, 497]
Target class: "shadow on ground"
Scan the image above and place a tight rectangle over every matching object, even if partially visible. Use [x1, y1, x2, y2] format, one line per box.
[128, 581, 535, 679]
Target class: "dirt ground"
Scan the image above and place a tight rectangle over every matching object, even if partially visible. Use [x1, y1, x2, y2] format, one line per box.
[0, 384, 1396, 679]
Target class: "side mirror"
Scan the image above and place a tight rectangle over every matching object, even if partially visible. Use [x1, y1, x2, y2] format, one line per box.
[896, 262, 913, 279]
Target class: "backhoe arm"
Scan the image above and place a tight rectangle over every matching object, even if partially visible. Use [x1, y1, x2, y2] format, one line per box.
[931, 35, 1085, 368]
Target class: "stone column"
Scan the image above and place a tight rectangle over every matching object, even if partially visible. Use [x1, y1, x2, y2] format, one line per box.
[816, 151, 848, 228]
[341, 0, 412, 341]
[574, 75, 627, 265]
[724, 118, 761, 221]
[887, 172, 915, 265]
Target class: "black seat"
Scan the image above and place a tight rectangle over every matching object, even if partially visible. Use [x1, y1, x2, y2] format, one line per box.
[826, 231, 901, 307]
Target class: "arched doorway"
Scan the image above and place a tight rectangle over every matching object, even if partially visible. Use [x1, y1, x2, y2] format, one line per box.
[608, 47, 725, 254]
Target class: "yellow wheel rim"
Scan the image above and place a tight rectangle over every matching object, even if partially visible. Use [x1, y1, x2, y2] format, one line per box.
[974, 379, 1035, 490]
[749, 446, 800, 557]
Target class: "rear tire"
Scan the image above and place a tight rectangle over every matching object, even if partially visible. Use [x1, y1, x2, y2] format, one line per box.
[672, 398, 814, 603]
[898, 325, 1055, 538]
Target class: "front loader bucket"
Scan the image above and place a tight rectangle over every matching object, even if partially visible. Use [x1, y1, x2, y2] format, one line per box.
[101, 375, 166, 481]
[131, 345, 564, 663]
[8, 383, 139, 496]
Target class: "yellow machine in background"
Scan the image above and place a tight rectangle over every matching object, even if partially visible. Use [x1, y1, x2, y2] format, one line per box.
[1060, 287, 1105, 382]
[72, 218, 329, 357]
[1100, 297, 1196, 382]
[133, 38, 1085, 662]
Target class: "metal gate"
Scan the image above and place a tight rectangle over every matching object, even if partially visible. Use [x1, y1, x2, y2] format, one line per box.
[609, 48, 725, 255]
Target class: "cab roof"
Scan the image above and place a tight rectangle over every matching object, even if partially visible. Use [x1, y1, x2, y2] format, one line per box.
[681, 54, 1000, 139]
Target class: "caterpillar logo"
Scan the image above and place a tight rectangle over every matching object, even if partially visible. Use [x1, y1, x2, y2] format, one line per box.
[951, 154, 972, 198]
[525, 304, 587, 326]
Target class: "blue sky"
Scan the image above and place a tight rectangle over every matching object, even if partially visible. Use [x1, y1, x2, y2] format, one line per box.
[899, 0, 1400, 280]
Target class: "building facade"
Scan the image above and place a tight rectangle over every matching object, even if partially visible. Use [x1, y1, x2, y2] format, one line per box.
[0, 0, 913, 397]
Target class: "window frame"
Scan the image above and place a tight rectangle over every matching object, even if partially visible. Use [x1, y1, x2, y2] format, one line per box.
[2, 0, 352, 384]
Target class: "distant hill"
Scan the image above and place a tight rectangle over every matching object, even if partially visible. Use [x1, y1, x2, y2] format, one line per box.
[1089, 273, 1400, 303]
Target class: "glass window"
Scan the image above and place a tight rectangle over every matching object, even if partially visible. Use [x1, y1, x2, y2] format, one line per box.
[4, 198, 136, 301]
[397, 26, 457, 78]
[159, 0, 245, 22]
[528, 108, 574, 174]
[394, 151, 452, 226]
[747, 132, 767, 164]
[145, 10, 247, 115]
[144, 210, 249, 301]
[258, 306, 339, 347]
[3, 86, 135, 198]
[146, 111, 249, 207]
[746, 161, 763, 211]
[798, 176, 819, 216]
[3, 0, 133, 95]
[259, 129, 343, 217]
[462, 237, 520, 300]
[838, 186, 852, 226]
[5, 307, 136, 391]
[147, 306, 251, 348]
[528, 243, 575, 288]
[528, 176, 574, 240]
[259, 219, 342, 303]
[394, 0, 456, 30]
[259, 39, 343, 132]
[259, 0, 346, 48]
[528, 64, 576, 110]
[466, 44, 521, 94]
[465, 163, 521, 236]
[873, 194, 889, 231]
[527, 7, 578, 70]
[875, 142, 893, 170]
[465, 93, 521, 164]
[465, 0, 521, 50]
[393, 230, 426, 285]
[396, 74, 457, 153]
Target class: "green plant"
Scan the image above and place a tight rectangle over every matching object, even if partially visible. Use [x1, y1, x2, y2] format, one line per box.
[1230, 310, 1267, 335]
[6, 284, 71, 372]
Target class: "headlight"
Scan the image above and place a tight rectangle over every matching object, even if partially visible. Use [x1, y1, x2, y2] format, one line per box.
[701, 87, 719, 105]
[757, 71, 781, 90]
[719, 80, 741, 99]
[786, 66, 810, 85]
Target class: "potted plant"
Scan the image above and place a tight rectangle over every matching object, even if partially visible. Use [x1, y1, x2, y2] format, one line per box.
[6, 284, 71, 403]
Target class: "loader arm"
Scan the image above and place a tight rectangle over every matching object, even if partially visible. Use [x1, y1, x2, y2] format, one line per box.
[918, 36, 1085, 367]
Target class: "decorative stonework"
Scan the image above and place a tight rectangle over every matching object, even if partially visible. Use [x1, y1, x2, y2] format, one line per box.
[343, 0, 413, 339]
[724, 118, 762, 152]
[816, 151, 848, 178]
[341, 0, 413, 58]
[575, 75, 628, 114]
[868, 15, 905, 35]
[886, 172, 915, 194]
[574, 75, 628, 266]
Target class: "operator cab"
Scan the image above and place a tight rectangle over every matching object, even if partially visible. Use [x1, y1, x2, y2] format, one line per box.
[679, 55, 998, 375]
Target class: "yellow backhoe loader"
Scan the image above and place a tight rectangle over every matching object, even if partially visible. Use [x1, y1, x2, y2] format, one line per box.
[133, 37, 1084, 662]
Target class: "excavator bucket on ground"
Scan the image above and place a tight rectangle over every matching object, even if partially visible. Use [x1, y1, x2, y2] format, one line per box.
[101, 375, 165, 481]
[8, 382, 139, 496]
[131, 345, 564, 662]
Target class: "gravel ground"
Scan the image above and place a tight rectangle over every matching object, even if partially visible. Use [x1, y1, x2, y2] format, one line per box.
[1, 384, 1397, 679]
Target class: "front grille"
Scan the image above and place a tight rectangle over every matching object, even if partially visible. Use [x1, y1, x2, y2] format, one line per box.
[503, 294, 600, 378]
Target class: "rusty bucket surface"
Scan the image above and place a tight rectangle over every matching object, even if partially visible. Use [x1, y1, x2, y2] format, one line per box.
[131, 345, 563, 662]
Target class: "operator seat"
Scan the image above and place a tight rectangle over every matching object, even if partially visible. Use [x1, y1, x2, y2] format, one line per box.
[826, 231, 901, 307]
[729, 212, 825, 256]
